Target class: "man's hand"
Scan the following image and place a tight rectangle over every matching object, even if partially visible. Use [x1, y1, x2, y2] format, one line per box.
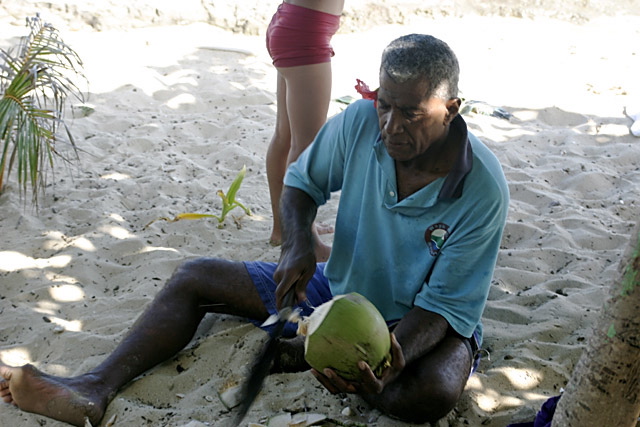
[274, 186, 319, 308]
[310, 333, 405, 395]
[273, 246, 316, 309]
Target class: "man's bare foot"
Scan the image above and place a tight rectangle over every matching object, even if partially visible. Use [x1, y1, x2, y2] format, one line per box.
[271, 235, 331, 261]
[271, 335, 310, 374]
[269, 222, 334, 249]
[314, 222, 334, 236]
[269, 236, 282, 247]
[314, 239, 332, 262]
[0, 364, 108, 427]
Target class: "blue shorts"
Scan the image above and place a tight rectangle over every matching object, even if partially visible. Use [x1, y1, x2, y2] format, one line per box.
[468, 330, 482, 375]
[244, 261, 332, 337]
[244, 260, 482, 375]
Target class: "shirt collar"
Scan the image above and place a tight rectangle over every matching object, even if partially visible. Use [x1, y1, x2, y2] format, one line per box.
[438, 114, 473, 200]
[373, 113, 473, 205]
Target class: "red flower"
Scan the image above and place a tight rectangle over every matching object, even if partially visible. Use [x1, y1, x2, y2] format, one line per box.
[355, 79, 378, 108]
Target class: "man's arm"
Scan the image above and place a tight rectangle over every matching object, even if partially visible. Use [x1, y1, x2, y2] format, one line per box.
[273, 186, 319, 309]
[373, 308, 451, 393]
[392, 307, 450, 365]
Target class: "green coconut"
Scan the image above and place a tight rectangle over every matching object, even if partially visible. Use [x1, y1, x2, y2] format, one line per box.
[297, 292, 391, 381]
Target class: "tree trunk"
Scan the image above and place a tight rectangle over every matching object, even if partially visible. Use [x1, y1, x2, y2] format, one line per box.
[552, 224, 640, 426]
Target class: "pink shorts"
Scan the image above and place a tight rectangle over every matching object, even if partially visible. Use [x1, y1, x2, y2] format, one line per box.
[266, 2, 341, 68]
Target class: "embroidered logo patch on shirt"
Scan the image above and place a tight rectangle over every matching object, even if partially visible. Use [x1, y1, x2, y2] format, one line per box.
[425, 223, 450, 256]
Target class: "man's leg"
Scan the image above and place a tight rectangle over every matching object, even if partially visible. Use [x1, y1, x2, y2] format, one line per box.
[0, 257, 267, 427]
[363, 335, 473, 424]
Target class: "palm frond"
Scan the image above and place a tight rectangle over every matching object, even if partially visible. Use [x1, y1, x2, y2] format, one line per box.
[0, 14, 86, 204]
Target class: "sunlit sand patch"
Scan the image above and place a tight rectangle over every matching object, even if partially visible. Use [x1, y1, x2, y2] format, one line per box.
[0, 348, 32, 366]
[98, 225, 134, 240]
[109, 213, 126, 222]
[41, 232, 96, 252]
[47, 317, 83, 332]
[466, 374, 485, 391]
[244, 213, 266, 222]
[466, 367, 544, 412]
[49, 284, 86, 303]
[162, 69, 200, 87]
[522, 391, 556, 402]
[139, 246, 180, 254]
[33, 300, 61, 316]
[494, 366, 543, 389]
[230, 81, 248, 91]
[166, 93, 197, 110]
[72, 237, 96, 252]
[0, 252, 72, 272]
[101, 172, 131, 181]
[476, 391, 524, 412]
[45, 272, 80, 287]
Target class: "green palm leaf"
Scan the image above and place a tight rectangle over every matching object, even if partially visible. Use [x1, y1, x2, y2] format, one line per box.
[144, 166, 252, 230]
[0, 14, 86, 204]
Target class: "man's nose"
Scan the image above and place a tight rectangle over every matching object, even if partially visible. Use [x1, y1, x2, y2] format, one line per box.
[384, 110, 403, 134]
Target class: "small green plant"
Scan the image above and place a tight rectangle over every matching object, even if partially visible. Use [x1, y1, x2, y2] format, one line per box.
[145, 165, 252, 229]
[0, 14, 86, 204]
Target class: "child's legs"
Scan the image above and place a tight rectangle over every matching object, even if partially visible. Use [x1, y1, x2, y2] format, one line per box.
[266, 72, 291, 243]
[280, 62, 333, 161]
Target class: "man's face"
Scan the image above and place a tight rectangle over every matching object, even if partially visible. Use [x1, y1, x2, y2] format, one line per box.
[376, 71, 456, 163]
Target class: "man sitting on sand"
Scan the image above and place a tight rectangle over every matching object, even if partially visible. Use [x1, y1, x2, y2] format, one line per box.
[0, 33, 509, 426]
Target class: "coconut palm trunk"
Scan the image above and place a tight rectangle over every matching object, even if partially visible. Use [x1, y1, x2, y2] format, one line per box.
[551, 223, 640, 426]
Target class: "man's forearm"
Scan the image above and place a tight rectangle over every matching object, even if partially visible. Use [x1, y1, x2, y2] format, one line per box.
[392, 307, 450, 366]
[279, 186, 318, 250]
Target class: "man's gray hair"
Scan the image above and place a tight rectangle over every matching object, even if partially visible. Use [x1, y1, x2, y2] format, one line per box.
[380, 34, 459, 100]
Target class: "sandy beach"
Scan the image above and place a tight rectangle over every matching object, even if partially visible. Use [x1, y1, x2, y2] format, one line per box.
[1, 1, 639, 426]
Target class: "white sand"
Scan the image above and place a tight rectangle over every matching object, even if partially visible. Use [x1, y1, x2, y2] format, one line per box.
[1, 1, 639, 426]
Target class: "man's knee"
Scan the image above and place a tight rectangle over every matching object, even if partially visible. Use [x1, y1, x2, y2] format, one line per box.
[373, 339, 470, 423]
[413, 389, 460, 423]
[168, 257, 223, 288]
[380, 385, 462, 424]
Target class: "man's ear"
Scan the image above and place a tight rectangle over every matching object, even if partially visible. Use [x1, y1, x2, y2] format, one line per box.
[444, 97, 461, 125]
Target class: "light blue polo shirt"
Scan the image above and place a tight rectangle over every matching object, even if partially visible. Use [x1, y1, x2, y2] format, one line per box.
[284, 99, 509, 342]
